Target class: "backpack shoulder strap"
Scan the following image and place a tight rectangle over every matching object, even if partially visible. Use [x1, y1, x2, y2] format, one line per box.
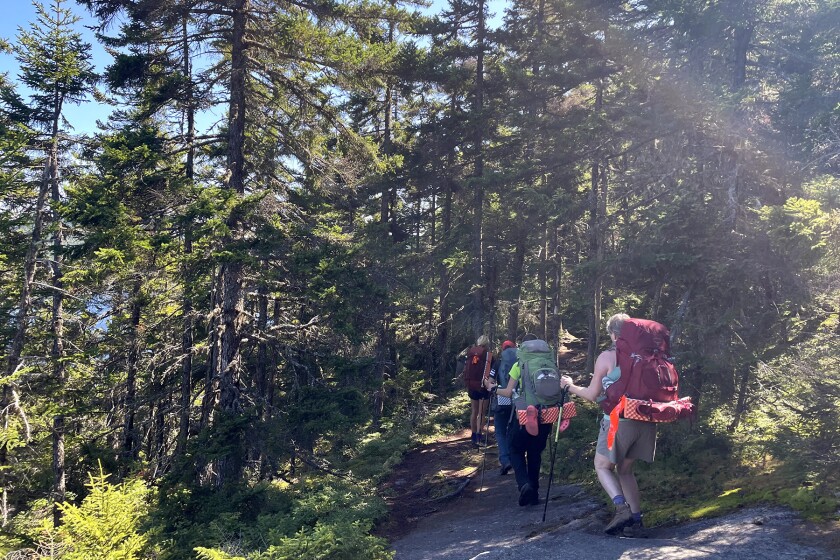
[483, 351, 493, 379]
[525, 359, 539, 397]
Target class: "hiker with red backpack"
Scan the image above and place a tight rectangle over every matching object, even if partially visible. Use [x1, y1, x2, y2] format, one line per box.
[561, 313, 694, 537]
[463, 335, 495, 447]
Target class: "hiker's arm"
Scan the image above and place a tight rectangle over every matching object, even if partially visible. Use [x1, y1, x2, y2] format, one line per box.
[485, 364, 518, 398]
[561, 351, 612, 402]
[452, 348, 469, 382]
[491, 376, 517, 398]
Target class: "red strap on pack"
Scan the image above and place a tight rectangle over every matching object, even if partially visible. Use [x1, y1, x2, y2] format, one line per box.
[607, 395, 626, 450]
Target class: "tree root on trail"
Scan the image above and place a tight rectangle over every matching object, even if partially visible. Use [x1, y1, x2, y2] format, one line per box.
[428, 475, 472, 503]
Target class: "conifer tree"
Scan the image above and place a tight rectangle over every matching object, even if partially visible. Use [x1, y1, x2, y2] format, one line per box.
[1, 0, 95, 525]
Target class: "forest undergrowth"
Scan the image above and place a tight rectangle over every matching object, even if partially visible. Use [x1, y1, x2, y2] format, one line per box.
[2, 364, 837, 559]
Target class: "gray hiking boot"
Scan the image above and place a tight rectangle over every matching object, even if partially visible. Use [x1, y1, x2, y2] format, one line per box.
[622, 519, 648, 538]
[604, 503, 632, 534]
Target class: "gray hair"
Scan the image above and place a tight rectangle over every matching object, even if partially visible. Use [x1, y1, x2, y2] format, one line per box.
[606, 313, 630, 337]
[476, 335, 490, 347]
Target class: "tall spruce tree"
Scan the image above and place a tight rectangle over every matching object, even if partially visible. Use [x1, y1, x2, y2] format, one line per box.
[1, 0, 96, 525]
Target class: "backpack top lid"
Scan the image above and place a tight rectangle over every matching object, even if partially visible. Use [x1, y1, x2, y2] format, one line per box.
[467, 345, 488, 358]
[519, 339, 552, 354]
[616, 318, 671, 358]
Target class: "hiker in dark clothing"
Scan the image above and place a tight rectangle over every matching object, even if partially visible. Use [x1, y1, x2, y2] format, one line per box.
[484, 341, 551, 507]
[487, 340, 517, 475]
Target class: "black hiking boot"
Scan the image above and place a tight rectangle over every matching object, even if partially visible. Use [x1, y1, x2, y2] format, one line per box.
[518, 483, 537, 507]
[622, 519, 648, 538]
[604, 503, 632, 534]
[499, 464, 512, 476]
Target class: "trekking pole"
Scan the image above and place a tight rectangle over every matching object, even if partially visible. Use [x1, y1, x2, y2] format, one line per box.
[542, 387, 569, 523]
[478, 399, 492, 493]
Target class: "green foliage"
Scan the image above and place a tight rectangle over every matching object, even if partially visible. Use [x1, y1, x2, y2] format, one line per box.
[742, 332, 840, 486]
[287, 385, 368, 452]
[55, 464, 150, 559]
[194, 549, 245, 560]
[268, 480, 387, 539]
[758, 197, 831, 267]
[150, 481, 291, 559]
[165, 479, 390, 560]
[254, 519, 393, 560]
[346, 420, 414, 481]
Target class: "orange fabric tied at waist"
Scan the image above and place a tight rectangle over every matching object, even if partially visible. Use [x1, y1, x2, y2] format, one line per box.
[607, 395, 627, 450]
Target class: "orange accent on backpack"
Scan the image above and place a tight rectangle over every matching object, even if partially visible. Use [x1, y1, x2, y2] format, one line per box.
[607, 395, 626, 450]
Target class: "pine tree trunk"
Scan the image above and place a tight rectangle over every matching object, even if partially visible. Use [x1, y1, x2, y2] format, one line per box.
[538, 231, 547, 340]
[586, 80, 605, 373]
[547, 224, 561, 349]
[200, 267, 219, 432]
[381, 5, 396, 230]
[256, 279, 269, 419]
[176, 12, 196, 458]
[211, 0, 249, 486]
[218, 0, 247, 411]
[732, 24, 753, 90]
[506, 236, 525, 340]
[123, 278, 142, 465]
[586, 159, 602, 372]
[487, 248, 498, 345]
[52, 415, 65, 526]
[471, 0, 486, 338]
[50, 128, 66, 525]
[436, 173, 454, 396]
[4, 157, 52, 380]
[728, 366, 751, 432]
[3, 109, 60, 526]
[152, 383, 166, 474]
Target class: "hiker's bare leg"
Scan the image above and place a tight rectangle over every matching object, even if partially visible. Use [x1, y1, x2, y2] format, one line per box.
[616, 458, 641, 512]
[478, 399, 488, 434]
[470, 399, 481, 433]
[594, 453, 622, 499]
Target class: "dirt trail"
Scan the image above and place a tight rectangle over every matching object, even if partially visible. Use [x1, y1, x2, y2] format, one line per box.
[377, 341, 838, 559]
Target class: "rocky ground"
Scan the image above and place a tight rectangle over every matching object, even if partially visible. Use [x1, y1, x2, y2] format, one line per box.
[377, 426, 838, 559]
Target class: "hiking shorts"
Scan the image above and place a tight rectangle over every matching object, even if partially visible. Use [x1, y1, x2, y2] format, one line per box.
[468, 388, 490, 401]
[596, 416, 656, 464]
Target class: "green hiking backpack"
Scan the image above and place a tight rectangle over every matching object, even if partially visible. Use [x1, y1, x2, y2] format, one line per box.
[515, 339, 563, 408]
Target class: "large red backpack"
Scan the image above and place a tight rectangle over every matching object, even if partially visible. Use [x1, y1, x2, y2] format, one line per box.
[464, 346, 492, 394]
[600, 318, 685, 416]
